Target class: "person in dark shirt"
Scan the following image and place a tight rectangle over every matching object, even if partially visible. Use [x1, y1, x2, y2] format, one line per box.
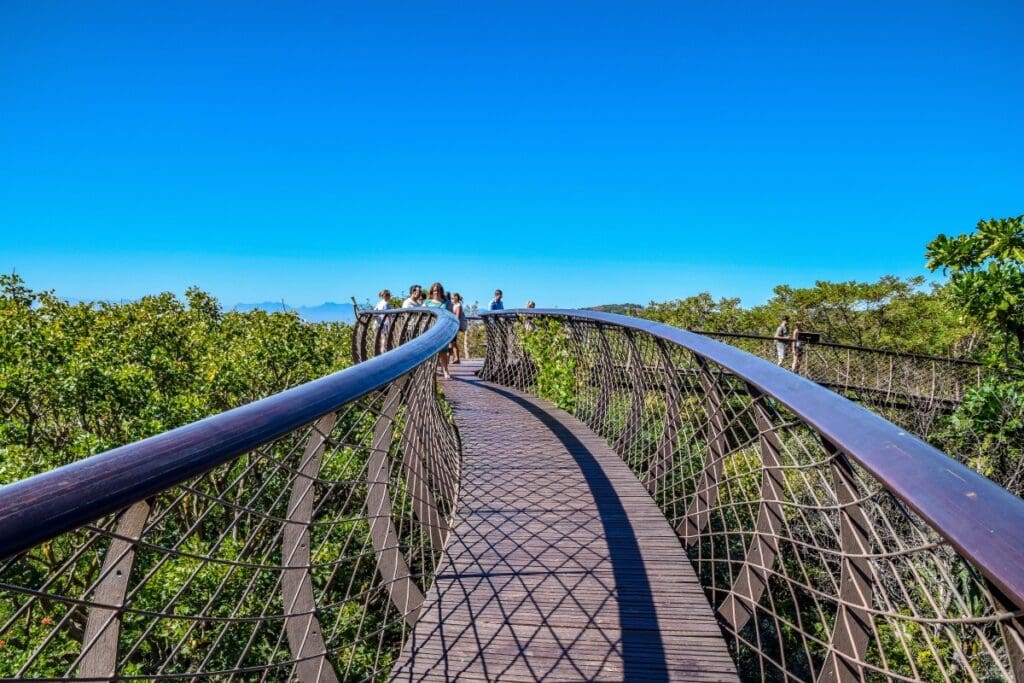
[489, 289, 504, 311]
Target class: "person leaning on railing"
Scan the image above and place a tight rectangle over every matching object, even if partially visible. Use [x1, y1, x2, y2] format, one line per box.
[774, 315, 789, 365]
[489, 289, 504, 310]
[791, 319, 805, 373]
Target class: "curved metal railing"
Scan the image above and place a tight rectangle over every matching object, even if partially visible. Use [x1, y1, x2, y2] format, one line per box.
[699, 330, 983, 407]
[0, 309, 459, 681]
[480, 309, 1024, 682]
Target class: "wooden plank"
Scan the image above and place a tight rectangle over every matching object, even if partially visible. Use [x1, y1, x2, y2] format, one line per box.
[391, 361, 738, 682]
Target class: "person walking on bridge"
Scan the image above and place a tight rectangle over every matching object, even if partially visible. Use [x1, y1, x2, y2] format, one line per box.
[489, 289, 504, 311]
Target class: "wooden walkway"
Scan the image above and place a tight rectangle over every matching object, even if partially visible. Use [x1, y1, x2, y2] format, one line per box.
[390, 361, 738, 681]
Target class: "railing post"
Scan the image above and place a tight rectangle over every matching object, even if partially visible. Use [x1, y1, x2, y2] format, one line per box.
[589, 324, 616, 437]
[612, 328, 647, 456]
[844, 348, 852, 392]
[717, 386, 785, 633]
[1007, 620, 1024, 683]
[353, 313, 368, 365]
[365, 376, 426, 626]
[648, 339, 683, 497]
[398, 366, 449, 553]
[679, 357, 728, 546]
[77, 500, 152, 680]
[987, 581, 1024, 681]
[373, 315, 387, 357]
[282, 413, 341, 683]
[818, 439, 873, 683]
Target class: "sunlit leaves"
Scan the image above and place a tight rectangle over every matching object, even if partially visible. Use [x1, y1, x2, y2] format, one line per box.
[0, 274, 353, 482]
[926, 215, 1024, 367]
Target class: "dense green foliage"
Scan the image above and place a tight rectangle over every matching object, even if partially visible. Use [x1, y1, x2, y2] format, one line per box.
[0, 277, 417, 679]
[586, 303, 644, 315]
[521, 319, 577, 410]
[638, 276, 975, 357]
[0, 274, 353, 483]
[925, 215, 1024, 489]
[926, 215, 1024, 367]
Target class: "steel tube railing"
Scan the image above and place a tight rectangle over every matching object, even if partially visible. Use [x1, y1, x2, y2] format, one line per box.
[698, 329, 983, 407]
[0, 309, 460, 681]
[481, 309, 1024, 682]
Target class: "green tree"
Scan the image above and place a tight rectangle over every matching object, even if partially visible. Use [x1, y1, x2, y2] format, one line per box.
[926, 216, 1024, 489]
[0, 274, 352, 482]
[642, 292, 746, 332]
[637, 277, 972, 357]
[927, 215, 1024, 368]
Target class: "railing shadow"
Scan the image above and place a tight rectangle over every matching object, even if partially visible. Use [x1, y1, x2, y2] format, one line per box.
[393, 374, 674, 681]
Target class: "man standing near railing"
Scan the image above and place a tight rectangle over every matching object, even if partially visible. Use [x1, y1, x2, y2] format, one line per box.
[489, 289, 504, 311]
[774, 315, 789, 365]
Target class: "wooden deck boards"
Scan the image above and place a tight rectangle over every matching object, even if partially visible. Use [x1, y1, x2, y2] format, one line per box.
[390, 361, 738, 682]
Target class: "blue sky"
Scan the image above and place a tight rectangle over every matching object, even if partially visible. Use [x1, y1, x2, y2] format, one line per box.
[2, 1, 1022, 310]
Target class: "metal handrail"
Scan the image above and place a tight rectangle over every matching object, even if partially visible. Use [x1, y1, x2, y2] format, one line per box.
[0, 308, 459, 560]
[482, 308, 1024, 610]
[695, 328, 983, 365]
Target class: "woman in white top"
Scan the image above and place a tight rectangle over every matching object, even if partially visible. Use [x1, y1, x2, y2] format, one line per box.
[375, 289, 391, 311]
[401, 284, 422, 308]
[373, 289, 391, 354]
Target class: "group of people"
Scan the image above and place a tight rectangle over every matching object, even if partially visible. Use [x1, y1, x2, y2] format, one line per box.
[773, 315, 807, 372]
[374, 283, 497, 379]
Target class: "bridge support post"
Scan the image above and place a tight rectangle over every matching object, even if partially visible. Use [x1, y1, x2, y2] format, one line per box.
[818, 440, 873, 683]
[612, 329, 647, 457]
[1004, 618, 1024, 682]
[647, 339, 683, 497]
[77, 500, 152, 680]
[717, 386, 785, 633]
[282, 413, 341, 683]
[987, 581, 1024, 682]
[589, 324, 617, 438]
[398, 367, 450, 554]
[366, 377, 427, 627]
[679, 357, 728, 546]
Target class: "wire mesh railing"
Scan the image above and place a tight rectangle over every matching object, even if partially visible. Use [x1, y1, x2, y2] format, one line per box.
[699, 331, 983, 407]
[353, 311, 485, 365]
[0, 309, 460, 682]
[480, 309, 1024, 682]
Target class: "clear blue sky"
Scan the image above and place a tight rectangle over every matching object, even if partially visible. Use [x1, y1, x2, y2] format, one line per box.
[2, 1, 1022, 310]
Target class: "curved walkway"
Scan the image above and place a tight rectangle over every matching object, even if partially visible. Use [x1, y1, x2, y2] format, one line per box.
[390, 361, 738, 682]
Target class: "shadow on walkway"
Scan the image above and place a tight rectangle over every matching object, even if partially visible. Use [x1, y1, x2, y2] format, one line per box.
[391, 363, 737, 681]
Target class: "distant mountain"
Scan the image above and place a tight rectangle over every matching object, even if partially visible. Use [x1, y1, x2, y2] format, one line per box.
[586, 303, 645, 316]
[232, 301, 356, 323]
